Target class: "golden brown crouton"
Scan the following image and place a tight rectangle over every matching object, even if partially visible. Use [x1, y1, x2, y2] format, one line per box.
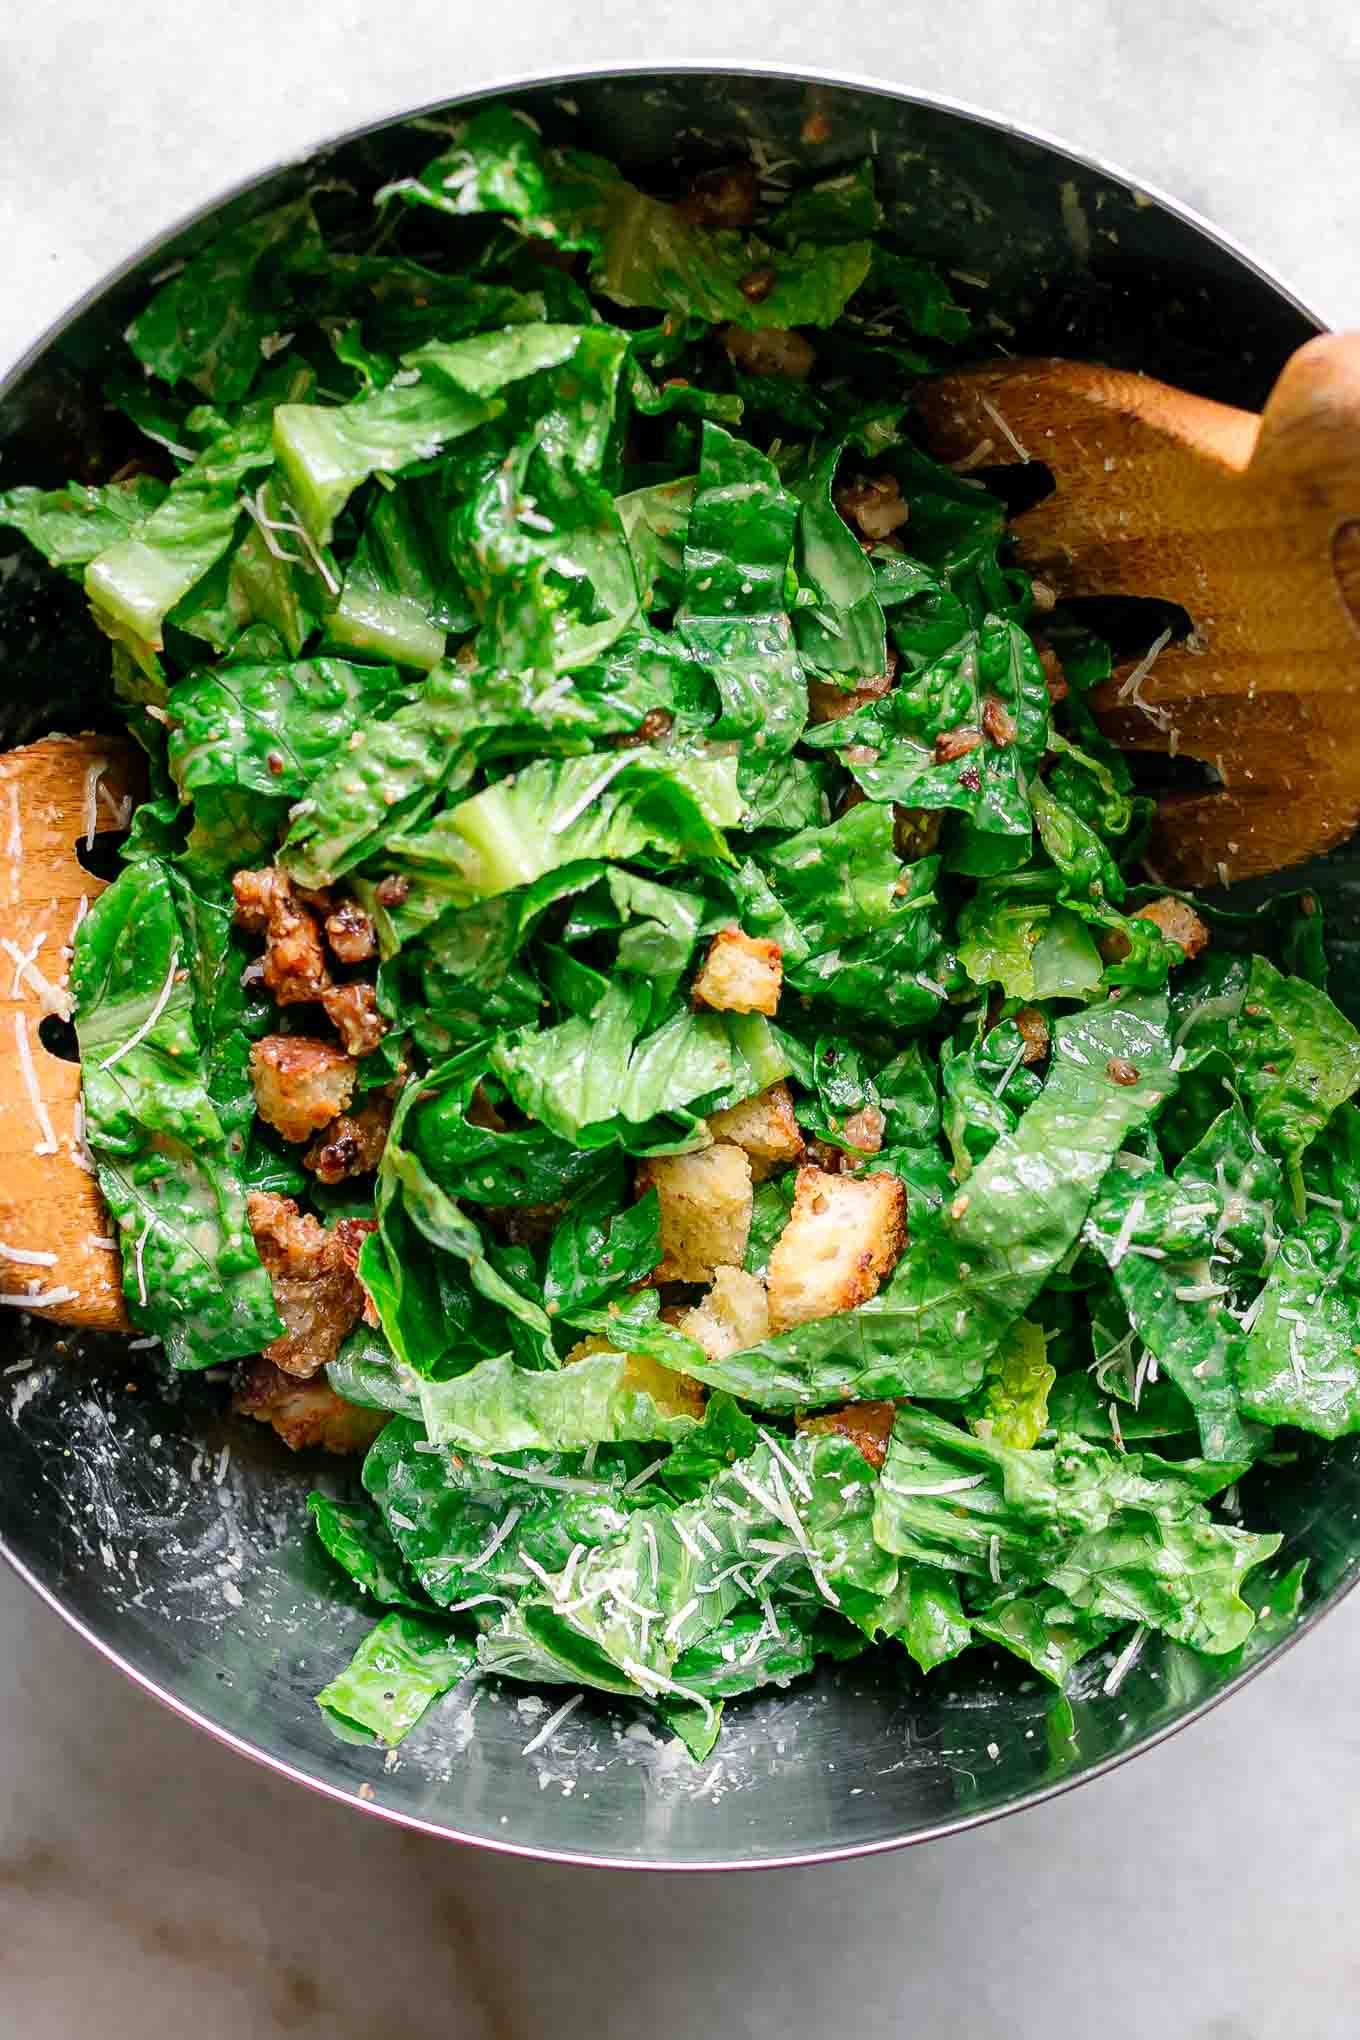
[251, 1036, 357, 1143]
[797, 1399, 898, 1470]
[707, 1082, 804, 1181]
[232, 1357, 386, 1454]
[679, 1264, 769, 1362]
[321, 981, 387, 1056]
[692, 926, 783, 1016]
[304, 1096, 392, 1185]
[636, 1142, 753, 1283]
[1133, 895, 1210, 962]
[246, 1192, 371, 1378]
[766, 1165, 907, 1333]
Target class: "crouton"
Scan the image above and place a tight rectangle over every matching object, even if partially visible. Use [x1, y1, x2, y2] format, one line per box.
[636, 1142, 753, 1283]
[679, 1265, 769, 1362]
[1132, 895, 1210, 963]
[766, 1165, 906, 1332]
[233, 1358, 386, 1455]
[692, 926, 783, 1016]
[797, 1399, 898, 1470]
[707, 1082, 803, 1181]
[251, 1036, 357, 1142]
[563, 1335, 705, 1418]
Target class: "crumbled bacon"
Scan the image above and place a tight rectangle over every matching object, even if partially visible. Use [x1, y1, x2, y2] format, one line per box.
[231, 867, 332, 1007]
[246, 1191, 370, 1378]
[324, 896, 377, 964]
[251, 1036, 357, 1142]
[611, 707, 675, 750]
[1133, 895, 1210, 962]
[232, 1358, 385, 1455]
[797, 1399, 897, 1470]
[934, 725, 983, 763]
[304, 1098, 392, 1185]
[1015, 1006, 1051, 1064]
[321, 982, 387, 1057]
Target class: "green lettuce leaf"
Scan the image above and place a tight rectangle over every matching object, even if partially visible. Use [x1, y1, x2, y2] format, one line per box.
[71, 859, 280, 1368]
[317, 1612, 476, 1746]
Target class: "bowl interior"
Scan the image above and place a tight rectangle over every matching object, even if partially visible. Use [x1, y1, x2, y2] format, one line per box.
[2, 66, 1356, 1869]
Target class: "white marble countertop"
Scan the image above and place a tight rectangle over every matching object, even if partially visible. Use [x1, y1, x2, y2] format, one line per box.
[3, 5, 1358, 2034]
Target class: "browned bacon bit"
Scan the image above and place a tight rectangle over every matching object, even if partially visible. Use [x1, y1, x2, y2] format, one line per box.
[1035, 641, 1068, 703]
[305, 1098, 392, 1185]
[808, 666, 895, 725]
[611, 707, 675, 750]
[1132, 895, 1210, 963]
[1107, 1057, 1140, 1086]
[981, 695, 1017, 746]
[246, 1191, 370, 1377]
[321, 982, 388, 1057]
[720, 323, 816, 383]
[834, 474, 909, 544]
[324, 895, 377, 964]
[251, 1036, 357, 1142]
[373, 873, 410, 908]
[801, 109, 833, 145]
[231, 866, 332, 1006]
[675, 164, 759, 228]
[232, 1358, 386, 1455]
[934, 725, 983, 764]
[738, 265, 777, 303]
[797, 1399, 897, 1470]
[839, 1104, 886, 1168]
[1015, 1007, 1051, 1065]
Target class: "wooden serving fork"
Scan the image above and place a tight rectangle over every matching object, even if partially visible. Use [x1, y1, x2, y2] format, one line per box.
[913, 333, 1360, 888]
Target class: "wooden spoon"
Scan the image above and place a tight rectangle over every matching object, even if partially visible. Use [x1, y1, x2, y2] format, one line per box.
[0, 733, 138, 1333]
[913, 332, 1360, 888]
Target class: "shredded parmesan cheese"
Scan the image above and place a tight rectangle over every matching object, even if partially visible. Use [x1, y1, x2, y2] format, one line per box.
[82, 761, 109, 851]
[0, 1285, 77, 1309]
[1102, 1623, 1147, 1696]
[13, 1012, 57, 1153]
[464, 1507, 522, 1574]
[0, 1242, 57, 1266]
[98, 951, 178, 1069]
[978, 395, 1031, 461]
[520, 1692, 582, 1756]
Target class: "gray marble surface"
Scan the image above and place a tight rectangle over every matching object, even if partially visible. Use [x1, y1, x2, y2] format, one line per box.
[3, 4, 1359, 2034]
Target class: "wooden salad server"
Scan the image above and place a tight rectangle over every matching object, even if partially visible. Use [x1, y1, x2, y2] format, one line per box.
[913, 332, 1360, 888]
[0, 734, 138, 1330]
[5, 340, 1360, 1329]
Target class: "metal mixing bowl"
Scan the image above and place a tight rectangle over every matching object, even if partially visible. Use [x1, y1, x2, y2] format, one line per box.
[3, 66, 1357, 1870]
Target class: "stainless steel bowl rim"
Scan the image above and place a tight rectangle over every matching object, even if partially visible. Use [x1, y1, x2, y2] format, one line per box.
[0, 59, 1344, 1871]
